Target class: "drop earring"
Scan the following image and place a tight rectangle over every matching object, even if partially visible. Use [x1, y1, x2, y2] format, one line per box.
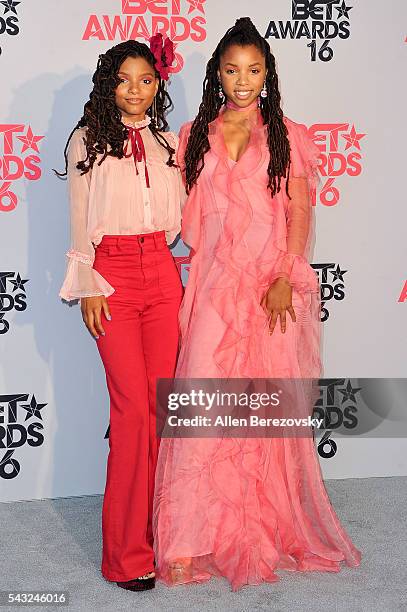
[258, 80, 268, 107]
[218, 78, 225, 103]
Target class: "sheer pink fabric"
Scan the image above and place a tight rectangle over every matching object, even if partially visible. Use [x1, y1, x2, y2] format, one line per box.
[153, 111, 361, 590]
[59, 122, 185, 301]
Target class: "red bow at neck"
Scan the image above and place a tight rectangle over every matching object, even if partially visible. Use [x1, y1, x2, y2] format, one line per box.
[124, 125, 150, 188]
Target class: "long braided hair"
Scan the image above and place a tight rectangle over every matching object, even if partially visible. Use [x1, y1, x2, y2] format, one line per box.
[185, 17, 291, 197]
[55, 40, 175, 177]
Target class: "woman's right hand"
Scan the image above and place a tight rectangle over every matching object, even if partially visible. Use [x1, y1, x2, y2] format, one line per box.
[80, 296, 111, 339]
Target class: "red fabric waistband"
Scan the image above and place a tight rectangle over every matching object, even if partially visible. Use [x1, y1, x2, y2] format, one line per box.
[97, 232, 166, 247]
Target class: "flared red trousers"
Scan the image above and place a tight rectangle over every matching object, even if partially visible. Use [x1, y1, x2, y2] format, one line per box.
[92, 231, 183, 582]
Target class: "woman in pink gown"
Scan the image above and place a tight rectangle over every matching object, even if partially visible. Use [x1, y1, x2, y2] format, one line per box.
[153, 17, 361, 590]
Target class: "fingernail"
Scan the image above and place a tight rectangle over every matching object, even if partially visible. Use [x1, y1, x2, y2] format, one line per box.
[101, 332, 106, 336]
[107, 315, 112, 321]
[95, 336, 99, 340]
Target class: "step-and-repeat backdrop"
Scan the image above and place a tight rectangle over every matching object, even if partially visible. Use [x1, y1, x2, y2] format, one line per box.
[1, 1, 406, 502]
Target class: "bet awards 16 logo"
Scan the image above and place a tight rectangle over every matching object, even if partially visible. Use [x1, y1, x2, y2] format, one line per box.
[0, 124, 43, 212]
[310, 123, 365, 207]
[265, 0, 352, 62]
[0, 394, 46, 479]
[0, 0, 20, 57]
[82, 0, 207, 73]
[0, 272, 28, 334]
[313, 378, 359, 459]
[312, 263, 346, 322]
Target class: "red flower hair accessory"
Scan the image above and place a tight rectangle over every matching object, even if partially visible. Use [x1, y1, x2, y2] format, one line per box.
[149, 33, 175, 81]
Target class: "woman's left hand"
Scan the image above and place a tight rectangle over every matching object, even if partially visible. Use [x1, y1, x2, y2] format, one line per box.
[260, 277, 296, 335]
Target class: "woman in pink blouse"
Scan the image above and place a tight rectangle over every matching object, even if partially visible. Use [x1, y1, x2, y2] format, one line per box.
[58, 38, 184, 592]
[153, 18, 361, 590]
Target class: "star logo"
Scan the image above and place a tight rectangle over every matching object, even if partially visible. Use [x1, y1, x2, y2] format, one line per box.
[335, 0, 352, 19]
[186, 0, 205, 14]
[330, 265, 347, 283]
[341, 125, 365, 151]
[17, 126, 44, 154]
[338, 381, 361, 404]
[21, 396, 47, 421]
[0, 0, 20, 14]
[8, 273, 29, 293]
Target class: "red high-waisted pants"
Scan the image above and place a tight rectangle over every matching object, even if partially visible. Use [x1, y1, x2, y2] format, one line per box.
[92, 232, 183, 582]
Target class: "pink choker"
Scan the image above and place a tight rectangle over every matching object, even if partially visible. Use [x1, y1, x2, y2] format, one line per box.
[226, 99, 258, 112]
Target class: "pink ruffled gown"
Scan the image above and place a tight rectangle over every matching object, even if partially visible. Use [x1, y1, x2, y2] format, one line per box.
[153, 110, 361, 590]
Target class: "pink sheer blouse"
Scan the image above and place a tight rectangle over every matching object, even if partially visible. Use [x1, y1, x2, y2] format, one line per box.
[59, 117, 185, 302]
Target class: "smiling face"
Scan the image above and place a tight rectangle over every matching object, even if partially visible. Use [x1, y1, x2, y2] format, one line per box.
[218, 44, 266, 109]
[114, 55, 159, 123]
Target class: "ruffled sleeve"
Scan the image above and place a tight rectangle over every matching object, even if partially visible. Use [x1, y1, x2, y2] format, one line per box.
[268, 118, 320, 291]
[286, 117, 320, 206]
[59, 129, 114, 302]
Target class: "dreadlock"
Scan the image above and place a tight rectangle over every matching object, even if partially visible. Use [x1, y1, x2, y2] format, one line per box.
[185, 17, 291, 197]
[55, 40, 175, 177]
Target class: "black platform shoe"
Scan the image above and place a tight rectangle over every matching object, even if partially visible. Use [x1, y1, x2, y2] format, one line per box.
[116, 574, 156, 592]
